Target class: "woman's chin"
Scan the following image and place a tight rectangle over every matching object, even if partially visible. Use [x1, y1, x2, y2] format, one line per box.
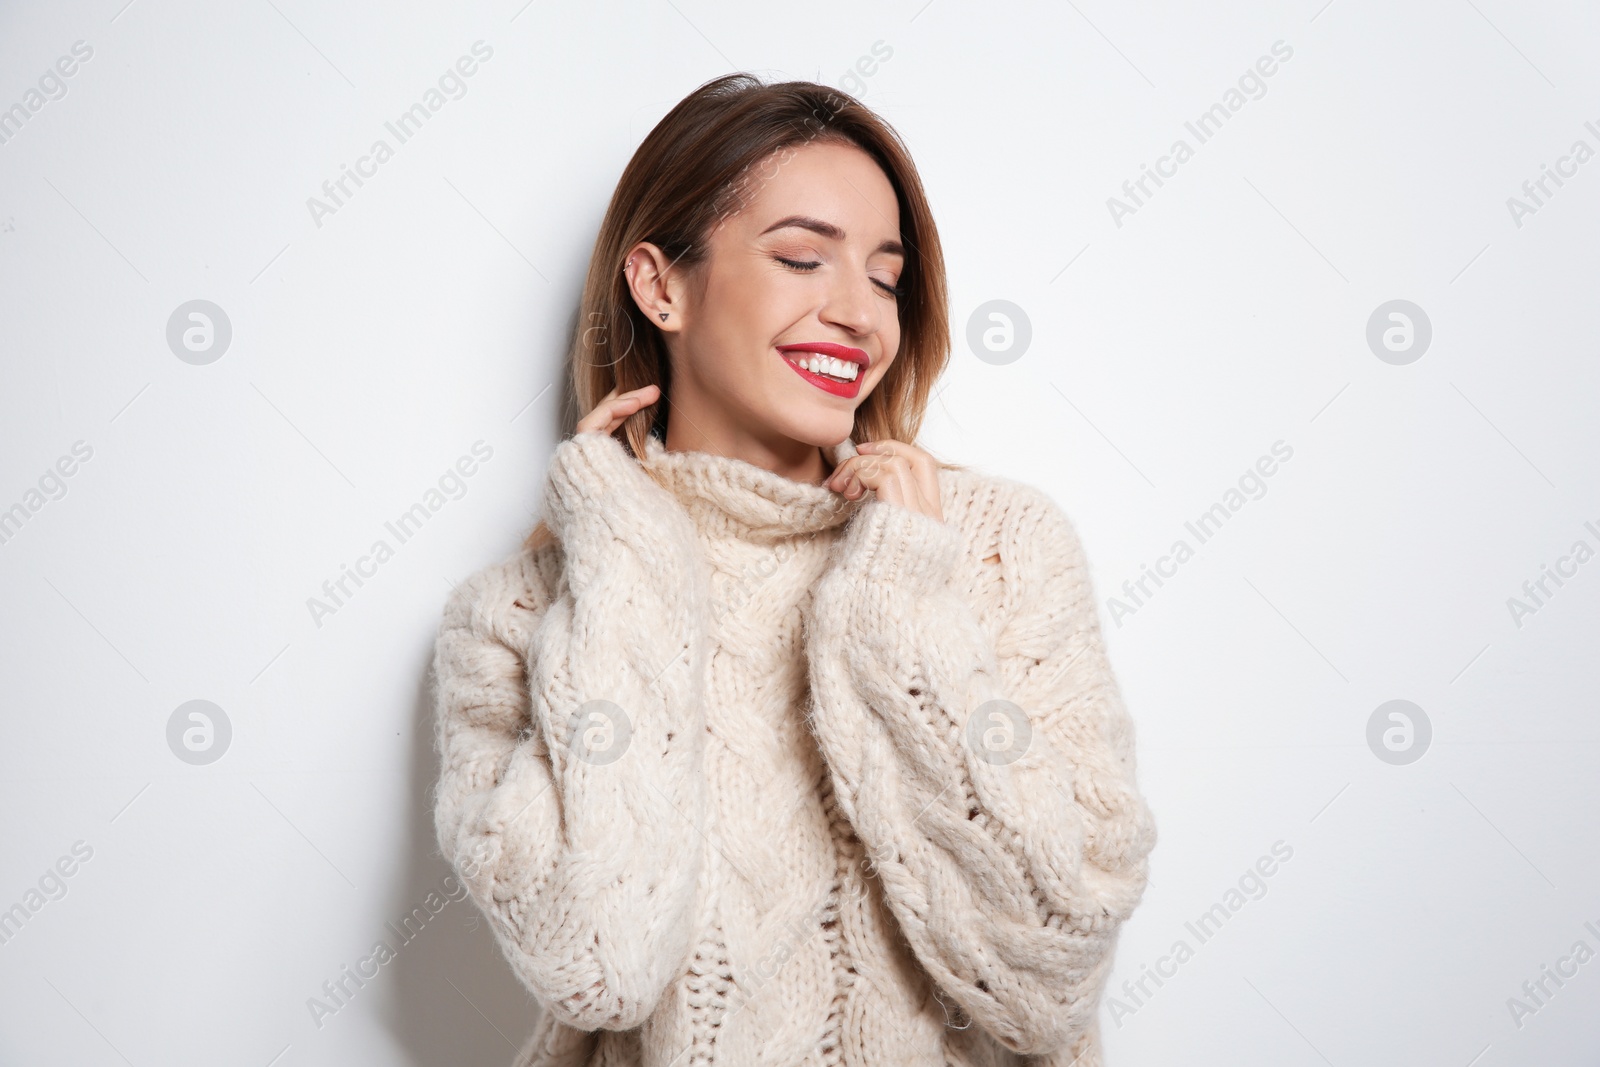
[768, 408, 859, 451]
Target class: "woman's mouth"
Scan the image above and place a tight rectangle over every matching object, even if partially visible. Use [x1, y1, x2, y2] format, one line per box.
[776, 343, 869, 398]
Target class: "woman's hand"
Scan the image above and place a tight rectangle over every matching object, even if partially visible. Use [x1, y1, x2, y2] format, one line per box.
[575, 384, 661, 436]
[825, 439, 944, 523]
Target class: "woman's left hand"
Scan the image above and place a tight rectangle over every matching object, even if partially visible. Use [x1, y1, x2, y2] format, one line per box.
[825, 439, 944, 524]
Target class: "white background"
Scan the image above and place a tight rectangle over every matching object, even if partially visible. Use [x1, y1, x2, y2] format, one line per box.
[1, 1, 1597, 1064]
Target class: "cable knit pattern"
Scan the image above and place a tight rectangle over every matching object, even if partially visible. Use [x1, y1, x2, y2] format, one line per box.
[431, 429, 1157, 1067]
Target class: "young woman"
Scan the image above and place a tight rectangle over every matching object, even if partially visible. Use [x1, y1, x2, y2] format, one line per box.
[431, 73, 1156, 1067]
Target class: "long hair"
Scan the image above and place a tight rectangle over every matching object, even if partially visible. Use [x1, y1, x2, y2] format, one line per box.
[525, 72, 956, 553]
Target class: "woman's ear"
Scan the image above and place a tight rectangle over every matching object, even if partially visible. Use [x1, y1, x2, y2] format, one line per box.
[622, 241, 686, 333]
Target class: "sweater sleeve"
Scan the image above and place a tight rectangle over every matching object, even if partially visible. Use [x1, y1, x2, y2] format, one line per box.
[431, 429, 710, 1032]
[802, 486, 1157, 1058]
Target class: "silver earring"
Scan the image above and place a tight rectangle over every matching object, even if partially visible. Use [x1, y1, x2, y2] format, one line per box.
[659, 313, 669, 321]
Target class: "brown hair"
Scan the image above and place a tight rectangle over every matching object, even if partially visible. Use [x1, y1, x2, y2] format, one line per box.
[525, 72, 958, 553]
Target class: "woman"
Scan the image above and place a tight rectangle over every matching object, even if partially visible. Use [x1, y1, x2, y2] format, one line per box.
[431, 73, 1157, 1067]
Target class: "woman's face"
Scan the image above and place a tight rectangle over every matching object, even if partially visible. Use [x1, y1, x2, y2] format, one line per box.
[629, 139, 905, 463]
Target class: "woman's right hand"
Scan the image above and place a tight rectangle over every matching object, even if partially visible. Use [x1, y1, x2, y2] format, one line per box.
[575, 384, 661, 436]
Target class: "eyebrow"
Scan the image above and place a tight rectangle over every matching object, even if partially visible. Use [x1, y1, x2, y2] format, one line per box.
[759, 215, 905, 258]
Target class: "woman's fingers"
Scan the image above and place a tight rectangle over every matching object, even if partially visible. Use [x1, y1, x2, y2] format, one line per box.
[830, 439, 943, 521]
[573, 387, 619, 435]
[575, 384, 661, 435]
[862, 440, 940, 509]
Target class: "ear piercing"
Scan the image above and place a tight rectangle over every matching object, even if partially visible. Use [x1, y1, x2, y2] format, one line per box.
[624, 260, 671, 321]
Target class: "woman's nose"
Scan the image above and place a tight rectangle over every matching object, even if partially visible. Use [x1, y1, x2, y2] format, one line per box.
[819, 270, 877, 337]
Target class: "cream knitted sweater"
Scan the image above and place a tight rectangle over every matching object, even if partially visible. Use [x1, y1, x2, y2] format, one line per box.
[431, 429, 1156, 1067]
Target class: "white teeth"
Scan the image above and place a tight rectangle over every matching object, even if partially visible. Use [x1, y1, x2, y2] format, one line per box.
[792, 354, 858, 382]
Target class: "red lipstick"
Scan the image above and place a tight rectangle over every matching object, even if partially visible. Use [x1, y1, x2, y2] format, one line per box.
[776, 342, 870, 399]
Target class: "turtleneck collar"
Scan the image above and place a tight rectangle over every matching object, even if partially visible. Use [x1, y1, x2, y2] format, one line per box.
[638, 433, 865, 543]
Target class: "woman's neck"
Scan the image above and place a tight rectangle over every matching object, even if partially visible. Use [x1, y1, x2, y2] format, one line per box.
[662, 421, 834, 487]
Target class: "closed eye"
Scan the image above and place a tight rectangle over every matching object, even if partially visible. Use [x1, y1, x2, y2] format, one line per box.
[774, 255, 903, 299]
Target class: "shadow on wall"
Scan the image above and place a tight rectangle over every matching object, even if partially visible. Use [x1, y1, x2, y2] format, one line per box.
[363, 661, 540, 1063]
[375, 255, 579, 1067]
[326, 237, 584, 1060]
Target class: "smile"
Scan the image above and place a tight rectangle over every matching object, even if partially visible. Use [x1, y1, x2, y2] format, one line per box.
[776, 342, 869, 398]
